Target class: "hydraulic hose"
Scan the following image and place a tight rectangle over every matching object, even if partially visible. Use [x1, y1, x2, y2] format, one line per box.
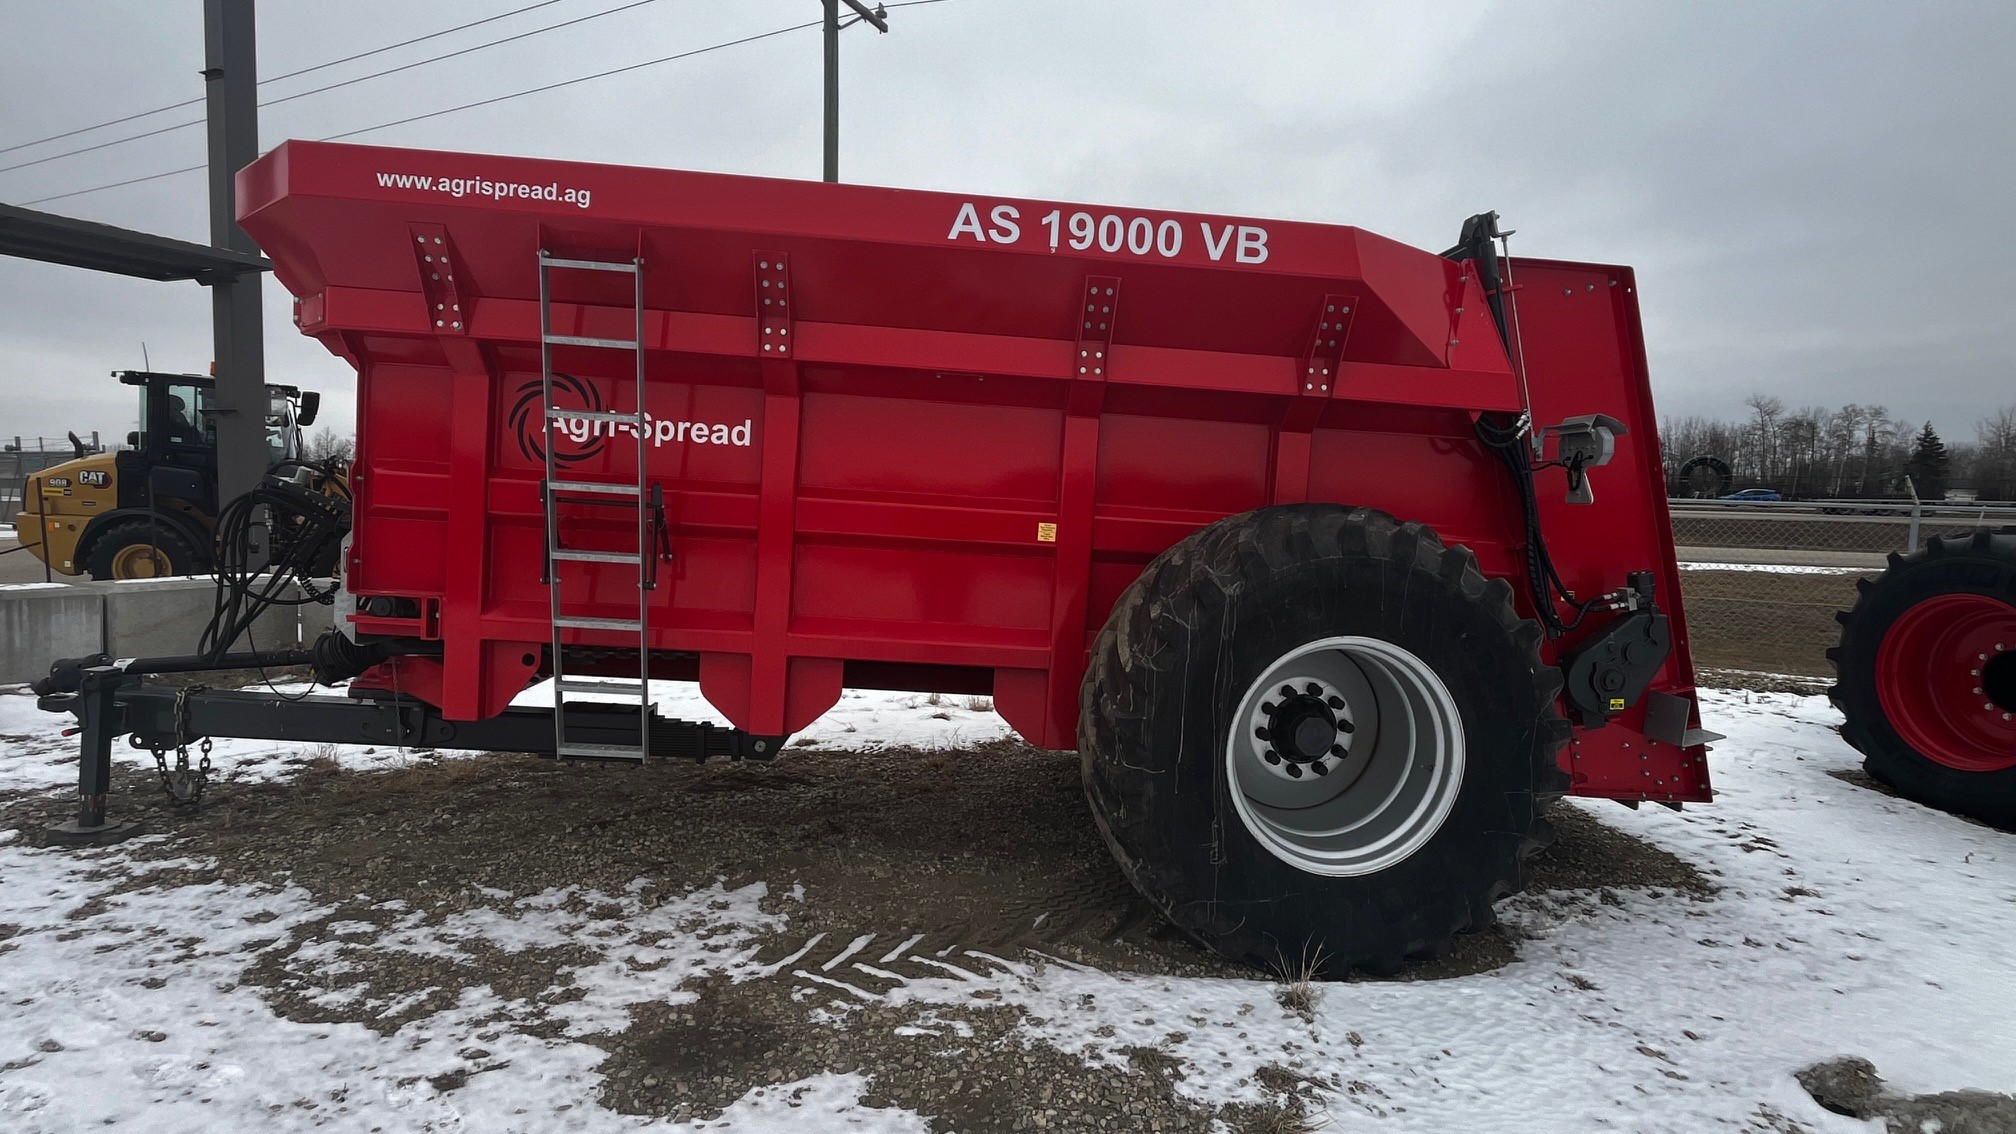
[198, 461, 352, 663]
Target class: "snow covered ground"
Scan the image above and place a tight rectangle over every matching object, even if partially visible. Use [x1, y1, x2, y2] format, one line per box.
[1, 684, 2012, 1132]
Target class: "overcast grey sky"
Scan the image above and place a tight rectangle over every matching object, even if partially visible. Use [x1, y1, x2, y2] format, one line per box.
[1, 0, 2010, 446]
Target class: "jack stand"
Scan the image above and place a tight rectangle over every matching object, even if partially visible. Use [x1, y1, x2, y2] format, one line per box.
[44, 666, 143, 846]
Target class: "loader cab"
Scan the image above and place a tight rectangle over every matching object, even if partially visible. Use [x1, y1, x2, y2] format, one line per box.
[122, 370, 318, 480]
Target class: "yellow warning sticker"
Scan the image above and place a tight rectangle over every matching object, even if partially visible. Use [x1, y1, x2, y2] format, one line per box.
[1036, 522, 1058, 543]
[1607, 697, 1626, 711]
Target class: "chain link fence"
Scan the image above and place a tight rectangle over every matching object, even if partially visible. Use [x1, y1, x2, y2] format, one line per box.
[1673, 499, 2016, 682]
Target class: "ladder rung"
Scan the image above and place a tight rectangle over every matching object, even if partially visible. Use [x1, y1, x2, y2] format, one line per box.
[551, 549, 641, 564]
[541, 256, 639, 273]
[554, 615, 644, 631]
[556, 676, 648, 694]
[547, 408, 641, 423]
[544, 334, 638, 350]
[556, 742, 649, 761]
[547, 479, 640, 496]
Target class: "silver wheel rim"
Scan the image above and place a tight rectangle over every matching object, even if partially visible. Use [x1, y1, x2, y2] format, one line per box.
[1224, 635, 1465, 877]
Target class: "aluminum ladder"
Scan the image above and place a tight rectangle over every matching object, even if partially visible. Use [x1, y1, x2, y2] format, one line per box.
[538, 250, 653, 761]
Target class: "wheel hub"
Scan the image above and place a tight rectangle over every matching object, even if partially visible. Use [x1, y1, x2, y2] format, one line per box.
[1984, 650, 2016, 715]
[1256, 681, 1354, 779]
[1875, 593, 2016, 772]
[1227, 635, 1465, 877]
[110, 543, 168, 579]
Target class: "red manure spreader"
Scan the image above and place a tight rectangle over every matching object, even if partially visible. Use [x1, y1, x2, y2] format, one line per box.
[39, 142, 1722, 974]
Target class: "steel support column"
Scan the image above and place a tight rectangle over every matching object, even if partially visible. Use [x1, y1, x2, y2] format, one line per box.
[204, 0, 266, 550]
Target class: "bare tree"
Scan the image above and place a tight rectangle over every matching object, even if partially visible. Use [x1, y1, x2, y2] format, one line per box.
[1857, 405, 1895, 495]
[304, 427, 356, 465]
[1744, 393, 1785, 482]
[1781, 407, 1823, 495]
[1825, 403, 1865, 495]
[1978, 405, 2016, 502]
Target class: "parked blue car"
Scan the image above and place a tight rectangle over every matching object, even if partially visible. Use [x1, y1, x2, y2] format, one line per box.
[1720, 488, 1783, 502]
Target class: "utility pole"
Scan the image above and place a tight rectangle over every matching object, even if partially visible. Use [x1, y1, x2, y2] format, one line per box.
[204, 0, 266, 553]
[822, 0, 888, 183]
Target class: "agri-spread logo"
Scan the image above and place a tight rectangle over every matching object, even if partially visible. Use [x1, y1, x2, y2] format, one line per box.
[508, 377, 752, 467]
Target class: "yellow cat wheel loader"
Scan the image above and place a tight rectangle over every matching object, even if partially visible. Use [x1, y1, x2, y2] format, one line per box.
[12, 370, 340, 579]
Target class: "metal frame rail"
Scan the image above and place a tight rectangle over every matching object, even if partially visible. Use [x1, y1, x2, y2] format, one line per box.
[40, 660, 766, 844]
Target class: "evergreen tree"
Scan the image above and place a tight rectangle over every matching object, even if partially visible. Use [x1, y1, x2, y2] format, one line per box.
[1905, 420, 1950, 500]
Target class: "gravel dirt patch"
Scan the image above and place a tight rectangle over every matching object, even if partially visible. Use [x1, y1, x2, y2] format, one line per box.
[2, 733, 1712, 1131]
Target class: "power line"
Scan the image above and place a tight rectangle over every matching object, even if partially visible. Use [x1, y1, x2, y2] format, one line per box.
[0, 0, 572, 158]
[265, 0, 572, 85]
[0, 0, 665, 176]
[324, 18, 823, 142]
[323, 1, 969, 144]
[18, 18, 815, 207]
[19, 1, 965, 207]
[24, 164, 207, 206]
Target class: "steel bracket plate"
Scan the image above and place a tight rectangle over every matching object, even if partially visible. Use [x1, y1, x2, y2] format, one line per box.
[755, 251, 792, 358]
[1300, 293, 1355, 396]
[411, 223, 466, 334]
[1075, 275, 1120, 380]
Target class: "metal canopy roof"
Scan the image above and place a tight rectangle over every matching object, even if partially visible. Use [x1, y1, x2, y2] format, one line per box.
[0, 202, 269, 283]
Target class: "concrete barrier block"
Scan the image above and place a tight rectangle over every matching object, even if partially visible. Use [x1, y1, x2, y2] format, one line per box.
[100, 577, 333, 659]
[0, 582, 104, 685]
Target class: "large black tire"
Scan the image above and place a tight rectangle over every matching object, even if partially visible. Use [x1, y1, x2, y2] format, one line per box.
[85, 518, 209, 580]
[1829, 528, 2016, 827]
[1079, 504, 1570, 976]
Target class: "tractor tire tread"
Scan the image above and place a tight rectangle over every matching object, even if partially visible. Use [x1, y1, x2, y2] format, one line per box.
[1830, 526, 2016, 827]
[1079, 504, 1569, 975]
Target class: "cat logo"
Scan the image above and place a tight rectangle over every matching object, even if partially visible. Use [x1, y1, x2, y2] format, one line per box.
[78, 470, 110, 488]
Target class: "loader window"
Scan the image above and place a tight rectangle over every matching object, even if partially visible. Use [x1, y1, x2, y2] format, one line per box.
[266, 390, 294, 465]
[140, 382, 215, 451]
[160, 383, 215, 449]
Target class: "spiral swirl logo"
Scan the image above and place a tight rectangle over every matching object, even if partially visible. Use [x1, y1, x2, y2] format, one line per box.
[508, 374, 604, 467]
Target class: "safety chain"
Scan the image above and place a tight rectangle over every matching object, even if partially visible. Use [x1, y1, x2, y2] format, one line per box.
[151, 684, 214, 805]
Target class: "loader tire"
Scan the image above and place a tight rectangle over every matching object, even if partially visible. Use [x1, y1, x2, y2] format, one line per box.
[85, 519, 208, 580]
[1079, 504, 1570, 976]
[1829, 528, 2016, 827]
